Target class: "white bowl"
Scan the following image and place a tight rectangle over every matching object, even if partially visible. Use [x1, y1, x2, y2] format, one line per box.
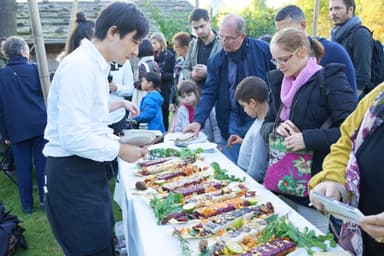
[119, 130, 157, 146]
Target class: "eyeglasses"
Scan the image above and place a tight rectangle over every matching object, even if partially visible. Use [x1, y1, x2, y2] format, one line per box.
[270, 48, 300, 66]
[219, 34, 241, 43]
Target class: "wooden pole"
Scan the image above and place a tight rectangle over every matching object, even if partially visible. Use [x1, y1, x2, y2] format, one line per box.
[312, 0, 320, 37]
[68, 0, 78, 34]
[28, 0, 50, 104]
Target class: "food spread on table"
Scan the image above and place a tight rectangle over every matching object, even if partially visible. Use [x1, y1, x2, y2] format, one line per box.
[132, 147, 338, 256]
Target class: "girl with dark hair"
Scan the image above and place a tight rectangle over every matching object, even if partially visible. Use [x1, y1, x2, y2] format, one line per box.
[172, 80, 221, 144]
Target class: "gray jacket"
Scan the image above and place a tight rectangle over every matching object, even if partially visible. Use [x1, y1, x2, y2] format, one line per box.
[182, 36, 222, 81]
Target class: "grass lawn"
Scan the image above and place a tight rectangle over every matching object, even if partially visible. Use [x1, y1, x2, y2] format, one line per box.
[0, 171, 122, 256]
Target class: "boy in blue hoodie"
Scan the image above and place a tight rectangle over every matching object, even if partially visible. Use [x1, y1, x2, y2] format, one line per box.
[134, 72, 165, 132]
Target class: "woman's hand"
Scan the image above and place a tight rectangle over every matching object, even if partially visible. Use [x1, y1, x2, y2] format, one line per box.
[309, 181, 345, 213]
[359, 212, 384, 243]
[284, 132, 305, 151]
[226, 135, 243, 147]
[276, 120, 300, 137]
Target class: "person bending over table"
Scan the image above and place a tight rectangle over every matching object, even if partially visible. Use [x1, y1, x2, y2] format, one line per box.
[43, 3, 149, 256]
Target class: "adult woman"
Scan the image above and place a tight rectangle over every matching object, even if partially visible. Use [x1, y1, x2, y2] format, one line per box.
[261, 27, 357, 231]
[150, 32, 175, 131]
[0, 36, 47, 214]
[169, 32, 191, 112]
[309, 82, 384, 256]
[56, 12, 95, 63]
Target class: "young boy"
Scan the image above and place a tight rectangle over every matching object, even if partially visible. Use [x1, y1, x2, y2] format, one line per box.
[133, 72, 165, 132]
[227, 76, 269, 182]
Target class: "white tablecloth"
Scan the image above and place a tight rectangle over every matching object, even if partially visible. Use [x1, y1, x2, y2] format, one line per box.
[113, 138, 344, 256]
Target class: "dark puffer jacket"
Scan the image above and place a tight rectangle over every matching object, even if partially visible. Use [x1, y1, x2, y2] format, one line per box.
[261, 63, 358, 176]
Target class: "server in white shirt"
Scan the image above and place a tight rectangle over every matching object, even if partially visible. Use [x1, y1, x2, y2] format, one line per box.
[43, 3, 149, 256]
[108, 59, 135, 135]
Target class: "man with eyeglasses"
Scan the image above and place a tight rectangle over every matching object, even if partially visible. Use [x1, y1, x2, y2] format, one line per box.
[182, 8, 221, 89]
[184, 14, 273, 163]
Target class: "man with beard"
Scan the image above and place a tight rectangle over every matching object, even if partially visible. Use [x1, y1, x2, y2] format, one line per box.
[329, 0, 373, 95]
[182, 8, 221, 89]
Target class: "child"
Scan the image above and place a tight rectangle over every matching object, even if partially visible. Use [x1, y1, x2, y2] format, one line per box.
[131, 39, 160, 112]
[227, 76, 269, 181]
[173, 80, 222, 145]
[133, 72, 165, 133]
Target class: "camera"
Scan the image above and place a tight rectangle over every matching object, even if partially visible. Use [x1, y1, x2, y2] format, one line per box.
[108, 61, 123, 83]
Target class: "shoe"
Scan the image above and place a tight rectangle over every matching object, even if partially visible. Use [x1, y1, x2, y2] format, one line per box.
[39, 202, 45, 211]
[22, 208, 33, 214]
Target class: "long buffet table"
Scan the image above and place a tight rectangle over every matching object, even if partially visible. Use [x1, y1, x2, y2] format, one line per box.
[113, 134, 345, 256]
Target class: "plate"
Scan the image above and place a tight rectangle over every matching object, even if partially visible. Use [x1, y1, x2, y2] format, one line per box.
[119, 130, 157, 146]
[187, 142, 217, 152]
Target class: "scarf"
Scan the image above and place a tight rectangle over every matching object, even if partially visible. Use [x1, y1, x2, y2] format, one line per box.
[340, 89, 384, 256]
[183, 104, 194, 123]
[280, 57, 322, 121]
[330, 16, 361, 42]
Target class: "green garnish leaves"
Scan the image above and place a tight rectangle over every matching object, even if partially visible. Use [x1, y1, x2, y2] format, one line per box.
[211, 162, 246, 182]
[149, 193, 184, 224]
[150, 148, 203, 162]
[259, 216, 336, 255]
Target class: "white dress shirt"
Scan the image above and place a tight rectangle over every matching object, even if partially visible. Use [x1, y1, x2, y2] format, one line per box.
[108, 59, 134, 125]
[43, 39, 120, 162]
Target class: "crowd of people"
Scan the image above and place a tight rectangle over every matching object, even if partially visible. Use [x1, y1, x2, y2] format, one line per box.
[0, 0, 383, 255]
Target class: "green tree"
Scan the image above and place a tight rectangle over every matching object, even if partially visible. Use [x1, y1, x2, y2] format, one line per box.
[141, 0, 191, 45]
[211, 0, 276, 39]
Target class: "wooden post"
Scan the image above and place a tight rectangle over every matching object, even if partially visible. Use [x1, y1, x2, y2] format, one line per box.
[68, 0, 78, 34]
[195, 0, 199, 8]
[312, 0, 320, 37]
[27, 0, 50, 104]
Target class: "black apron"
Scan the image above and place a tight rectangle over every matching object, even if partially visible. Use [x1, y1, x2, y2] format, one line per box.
[45, 156, 114, 256]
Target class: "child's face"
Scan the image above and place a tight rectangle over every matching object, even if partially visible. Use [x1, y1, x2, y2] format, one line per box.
[141, 77, 153, 92]
[238, 99, 258, 118]
[179, 92, 197, 107]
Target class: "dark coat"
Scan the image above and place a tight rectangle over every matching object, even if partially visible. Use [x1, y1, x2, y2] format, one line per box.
[194, 37, 274, 139]
[0, 56, 47, 143]
[154, 48, 175, 103]
[262, 63, 358, 176]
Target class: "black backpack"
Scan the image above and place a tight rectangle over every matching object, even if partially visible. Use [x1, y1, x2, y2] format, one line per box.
[344, 25, 384, 94]
[0, 204, 27, 255]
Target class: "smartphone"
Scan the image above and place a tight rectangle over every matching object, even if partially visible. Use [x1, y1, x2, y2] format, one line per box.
[311, 191, 364, 223]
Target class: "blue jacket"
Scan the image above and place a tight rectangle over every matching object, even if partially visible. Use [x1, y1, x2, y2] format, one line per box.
[193, 37, 274, 139]
[0, 56, 47, 143]
[317, 37, 358, 96]
[134, 90, 165, 132]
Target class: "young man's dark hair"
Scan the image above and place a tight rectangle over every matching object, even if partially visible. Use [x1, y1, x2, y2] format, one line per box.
[138, 39, 154, 58]
[143, 71, 161, 89]
[235, 76, 269, 103]
[343, 0, 356, 14]
[275, 5, 305, 22]
[94, 2, 149, 41]
[189, 8, 209, 23]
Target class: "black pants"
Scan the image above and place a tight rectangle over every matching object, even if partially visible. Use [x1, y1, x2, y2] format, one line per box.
[45, 156, 115, 256]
